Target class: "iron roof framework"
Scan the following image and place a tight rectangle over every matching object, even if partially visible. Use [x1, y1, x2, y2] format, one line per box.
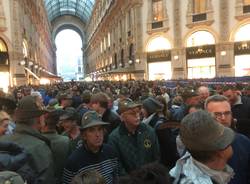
[44, 0, 95, 22]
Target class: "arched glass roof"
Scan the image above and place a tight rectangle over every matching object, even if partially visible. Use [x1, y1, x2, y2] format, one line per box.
[44, 0, 95, 22]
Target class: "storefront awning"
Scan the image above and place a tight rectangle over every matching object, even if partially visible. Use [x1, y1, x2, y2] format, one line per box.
[102, 68, 144, 75]
[40, 71, 62, 80]
[24, 67, 40, 80]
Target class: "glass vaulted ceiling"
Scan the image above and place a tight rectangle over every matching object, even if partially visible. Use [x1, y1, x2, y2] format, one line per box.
[44, 0, 95, 23]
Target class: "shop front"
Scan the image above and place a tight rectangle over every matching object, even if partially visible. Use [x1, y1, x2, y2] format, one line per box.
[0, 38, 10, 93]
[186, 30, 216, 79]
[147, 50, 172, 80]
[186, 45, 216, 79]
[234, 24, 250, 77]
[146, 35, 172, 80]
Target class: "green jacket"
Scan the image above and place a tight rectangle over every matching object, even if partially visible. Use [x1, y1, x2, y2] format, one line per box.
[43, 131, 70, 184]
[108, 122, 160, 175]
[0, 124, 56, 184]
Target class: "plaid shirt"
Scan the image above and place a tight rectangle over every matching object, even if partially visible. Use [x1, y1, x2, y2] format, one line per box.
[108, 122, 160, 175]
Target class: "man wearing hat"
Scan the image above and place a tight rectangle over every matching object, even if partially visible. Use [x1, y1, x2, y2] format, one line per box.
[0, 95, 55, 184]
[171, 87, 201, 122]
[205, 95, 250, 184]
[59, 107, 81, 152]
[57, 92, 73, 109]
[141, 97, 164, 128]
[42, 109, 70, 184]
[108, 99, 160, 175]
[62, 111, 118, 184]
[170, 110, 235, 184]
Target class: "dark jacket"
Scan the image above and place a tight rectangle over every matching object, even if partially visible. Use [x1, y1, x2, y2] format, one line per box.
[108, 123, 160, 175]
[228, 133, 250, 184]
[0, 124, 56, 184]
[232, 96, 250, 137]
[102, 108, 121, 141]
[43, 131, 70, 184]
[0, 141, 35, 183]
[146, 114, 179, 168]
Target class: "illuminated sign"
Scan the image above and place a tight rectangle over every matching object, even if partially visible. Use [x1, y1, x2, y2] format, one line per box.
[147, 50, 171, 62]
[186, 45, 215, 59]
[234, 41, 250, 55]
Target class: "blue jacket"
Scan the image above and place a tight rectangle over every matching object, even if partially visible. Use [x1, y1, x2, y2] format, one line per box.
[228, 133, 250, 184]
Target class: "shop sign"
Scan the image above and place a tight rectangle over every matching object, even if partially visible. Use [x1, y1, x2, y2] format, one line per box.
[186, 45, 215, 59]
[234, 41, 250, 55]
[147, 50, 171, 62]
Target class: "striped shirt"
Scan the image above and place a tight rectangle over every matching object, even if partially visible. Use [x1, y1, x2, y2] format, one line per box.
[63, 143, 119, 184]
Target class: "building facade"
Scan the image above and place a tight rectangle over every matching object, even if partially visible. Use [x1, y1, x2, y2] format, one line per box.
[85, 0, 250, 81]
[0, 0, 56, 92]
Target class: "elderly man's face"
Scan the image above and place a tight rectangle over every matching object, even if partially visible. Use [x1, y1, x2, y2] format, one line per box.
[206, 101, 232, 127]
[198, 86, 210, 101]
[121, 107, 141, 128]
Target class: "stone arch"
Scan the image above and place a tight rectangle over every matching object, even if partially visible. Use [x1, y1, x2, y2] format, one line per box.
[145, 34, 172, 52]
[230, 18, 250, 42]
[183, 26, 218, 47]
[51, 15, 86, 45]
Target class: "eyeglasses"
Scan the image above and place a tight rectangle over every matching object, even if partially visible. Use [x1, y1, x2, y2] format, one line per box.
[211, 111, 232, 119]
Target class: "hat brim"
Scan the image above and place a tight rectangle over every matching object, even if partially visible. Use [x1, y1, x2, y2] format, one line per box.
[212, 126, 235, 150]
[119, 104, 141, 114]
[0, 97, 17, 109]
[182, 125, 235, 151]
[80, 120, 109, 130]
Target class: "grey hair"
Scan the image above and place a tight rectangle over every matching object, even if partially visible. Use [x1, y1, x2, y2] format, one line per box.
[204, 95, 229, 109]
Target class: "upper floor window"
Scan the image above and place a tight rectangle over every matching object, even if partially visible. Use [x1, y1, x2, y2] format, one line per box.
[152, 0, 163, 22]
[193, 0, 206, 14]
[244, 0, 250, 5]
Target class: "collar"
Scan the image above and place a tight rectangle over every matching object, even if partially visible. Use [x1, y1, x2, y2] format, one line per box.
[170, 152, 234, 184]
[82, 142, 103, 155]
[142, 113, 156, 125]
[119, 122, 142, 136]
[193, 158, 234, 184]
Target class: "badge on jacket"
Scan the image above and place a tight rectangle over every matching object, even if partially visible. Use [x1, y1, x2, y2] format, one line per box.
[144, 139, 152, 149]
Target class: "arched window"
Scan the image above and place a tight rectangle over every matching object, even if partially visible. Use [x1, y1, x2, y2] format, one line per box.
[186, 31, 216, 79]
[0, 39, 7, 52]
[22, 40, 28, 58]
[120, 49, 124, 67]
[244, 0, 250, 5]
[129, 44, 134, 60]
[186, 30, 215, 47]
[0, 38, 8, 65]
[234, 24, 250, 42]
[147, 36, 171, 52]
[152, 0, 163, 21]
[193, 0, 206, 14]
[234, 23, 250, 77]
[114, 53, 117, 68]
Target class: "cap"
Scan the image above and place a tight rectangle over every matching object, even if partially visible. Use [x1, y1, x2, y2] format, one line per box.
[80, 111, 109, 130]
[180, 110, 235, 151]
[142, 97, 163, 115]
[15, 95, 48, 121]
[180, 88, 199, 101]
[59, 107, 78, 121]
[117, 98, 141, 114]
[0, 171, 25, 184]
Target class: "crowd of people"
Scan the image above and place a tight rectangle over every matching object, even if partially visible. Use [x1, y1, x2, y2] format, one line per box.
[0, 80, 249, 184]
